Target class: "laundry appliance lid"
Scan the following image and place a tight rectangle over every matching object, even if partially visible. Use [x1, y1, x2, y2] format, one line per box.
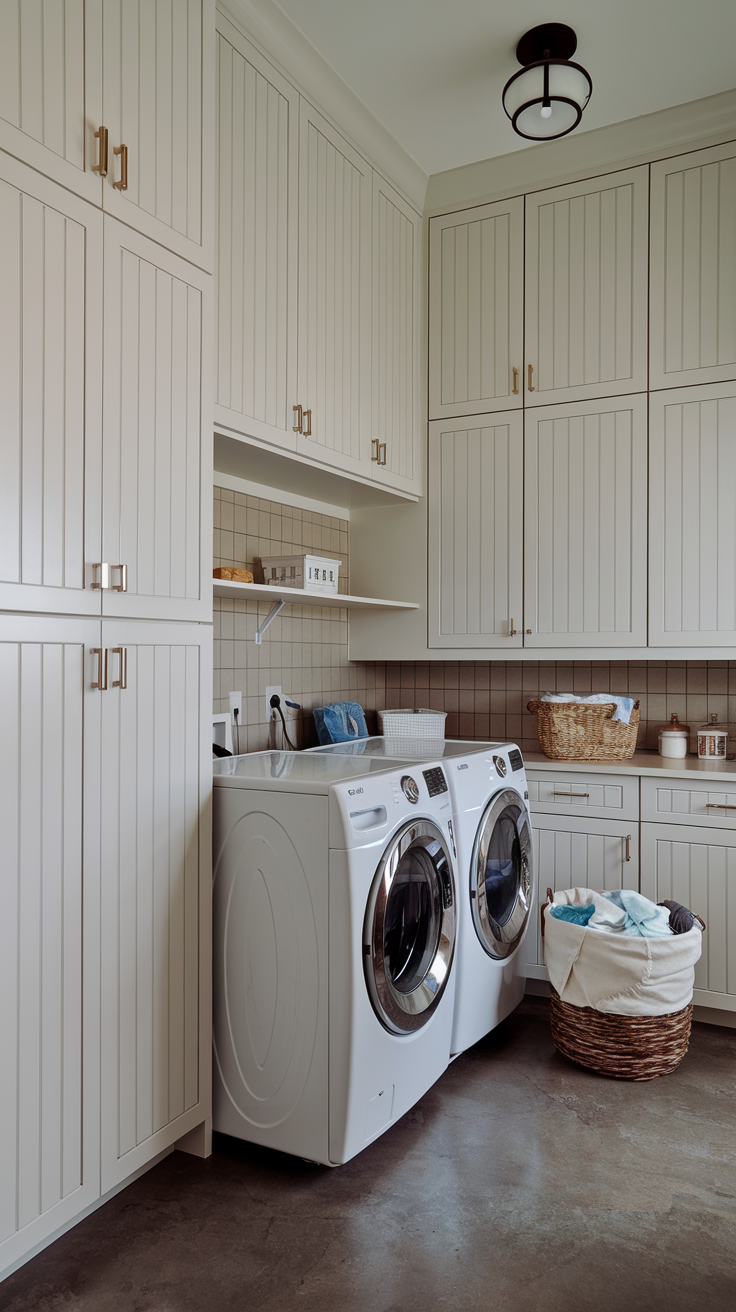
[311, 737, 504, 759]
[213, 749, 420, 793]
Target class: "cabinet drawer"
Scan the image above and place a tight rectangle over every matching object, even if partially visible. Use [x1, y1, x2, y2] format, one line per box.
[527, 770, 639, 821]
[641, 775, 736, 829]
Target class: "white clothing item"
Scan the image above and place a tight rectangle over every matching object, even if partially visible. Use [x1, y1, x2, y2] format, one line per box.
[543, 891, 703, 1016]
[539, 692, 635, 724]
[551, 886, 627, 933]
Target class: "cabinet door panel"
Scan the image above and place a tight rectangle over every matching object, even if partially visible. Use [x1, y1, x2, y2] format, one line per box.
[428, 197, 523, 420]
[0, 154, 102, 616]
[525, 167, 648, 405]
[641, 822, 736, 1008]
[296, 101, 372, 479]
[101, 0, 212, 270]
[649, 382, 736, 645]
[428, 414, 523, 648]
[371, 174, 421, 495]
[523, 815, 638, 974]
[102, 219, 211, 622]
[100, 621, 211, 1192]
[0, 0, 102, 204]
[214, 19, 298, 451]
[650, 143, 736, 390]
[524, 395, 648, 647]
[0, 616, 101, 1271]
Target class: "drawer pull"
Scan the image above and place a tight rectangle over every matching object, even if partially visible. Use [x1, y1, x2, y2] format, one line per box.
[705, 803, 736, 810]
[552, 790, 590, 798]
[625, 834, 631, 862]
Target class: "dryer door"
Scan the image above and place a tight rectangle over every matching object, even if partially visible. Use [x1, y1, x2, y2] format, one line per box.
[365, 820, 456, 1035]
[471, 789, 532, 959]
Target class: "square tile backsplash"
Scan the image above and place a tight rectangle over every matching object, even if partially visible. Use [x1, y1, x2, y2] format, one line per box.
[213, 488, 735, 755]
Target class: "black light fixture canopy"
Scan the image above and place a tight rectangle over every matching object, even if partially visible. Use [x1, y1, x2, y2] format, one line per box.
[502, 23, 592, 142]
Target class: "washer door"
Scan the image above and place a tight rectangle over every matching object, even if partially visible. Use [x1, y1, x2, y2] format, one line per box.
[364, 820, 456, 1035]
[471, 790, 532, 960]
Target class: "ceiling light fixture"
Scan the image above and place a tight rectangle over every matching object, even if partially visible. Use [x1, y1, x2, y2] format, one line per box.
[502, 23, 592, 142]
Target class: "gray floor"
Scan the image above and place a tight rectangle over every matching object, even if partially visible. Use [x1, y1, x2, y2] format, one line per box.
[3, 999, 735, 1312]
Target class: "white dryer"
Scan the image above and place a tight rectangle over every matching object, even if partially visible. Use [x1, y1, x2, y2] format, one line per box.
[212, 751, 458, 1166]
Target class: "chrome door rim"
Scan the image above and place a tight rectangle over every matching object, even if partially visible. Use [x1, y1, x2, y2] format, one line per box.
[364, 819, 456, 1035]
[471, 789, 532, 960]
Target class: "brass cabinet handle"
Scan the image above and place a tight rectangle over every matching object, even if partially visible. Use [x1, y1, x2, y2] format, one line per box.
[302, 408, 312, 437]
[111, 563, 127, 593]
[625, 834, 632, 862]
[705, 803, 736, 810]
[93, 126, 108, 175]
[505, 619, 517, 636]
[378, 442, 387, 466]
[111, 647, 127, 689]
[371, 438, 380, 462]
[527, 363, 535, 392]
[292, 404, 303, 433]
[512, 366, 519, 394]
[552, 791, 590, 798]
[91, 648, 108, 690]
[113, 143, 128, 190]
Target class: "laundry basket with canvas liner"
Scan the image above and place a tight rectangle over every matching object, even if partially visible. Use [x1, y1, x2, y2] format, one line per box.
[541, 888, 705, 1080]
[527, 700, 640, 760]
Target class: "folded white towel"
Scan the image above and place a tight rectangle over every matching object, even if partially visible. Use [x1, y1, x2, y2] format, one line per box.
[539, 692, 636, 725]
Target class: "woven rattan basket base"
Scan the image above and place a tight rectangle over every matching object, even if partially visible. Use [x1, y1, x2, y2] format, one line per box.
[549, 987, 692, 1080]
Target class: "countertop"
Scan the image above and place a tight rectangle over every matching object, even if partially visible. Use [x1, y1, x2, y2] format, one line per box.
[523, 750, 736, 783]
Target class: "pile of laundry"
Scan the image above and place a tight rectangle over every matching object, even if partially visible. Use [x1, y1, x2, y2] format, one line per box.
[549, 888, 698, 937]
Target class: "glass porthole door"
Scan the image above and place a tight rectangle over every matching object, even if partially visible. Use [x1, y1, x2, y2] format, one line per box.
[471, 790, 532, 959]
[364, 820, 456, 1034]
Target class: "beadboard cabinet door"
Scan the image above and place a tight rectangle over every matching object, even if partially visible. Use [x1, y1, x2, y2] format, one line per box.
[525, 167, 649, 406]
[99, 621, 211, 1194]
[371, 173, 421, 495]
[0, 0, 102, 205]
[295, 100, 372, 480]
[641, 822, 736, 1011]
[523, 814, 639, 977]
[101, 218, 212, 623]
[100, 0, 213, 270]
[428, 413, 523, 648]
[649, 382, 736, 646]
[0, 615, 101, 1276]
[0, 152, 103, 617]
[214, 17, 299, 453]
[524, 395, 648, 647]
[428, 197, 524, 420]
[650, 142, 736, 391]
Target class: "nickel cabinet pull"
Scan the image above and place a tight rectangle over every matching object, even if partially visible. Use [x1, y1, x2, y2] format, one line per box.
[93, 126, 108, 175]
[527, 363, 535, 392]
[92, 562, 110, 590]
[91, 648, 108, 690]
[111, 563, 127, 593]
[512, 366, 519, 394]
[113, 143, 128, 190]
[111, 647, 128, 689]
[292, 404, 303, 433]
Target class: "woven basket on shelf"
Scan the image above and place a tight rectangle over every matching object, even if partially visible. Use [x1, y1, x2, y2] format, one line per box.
[527, 699, 640, 761]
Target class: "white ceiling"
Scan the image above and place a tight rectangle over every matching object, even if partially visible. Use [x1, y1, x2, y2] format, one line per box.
[275, 0, 736, 175]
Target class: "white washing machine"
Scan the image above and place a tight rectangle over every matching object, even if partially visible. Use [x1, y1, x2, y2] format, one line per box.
[212, 750, 458, 1166]
[308, 738, 534, 1054]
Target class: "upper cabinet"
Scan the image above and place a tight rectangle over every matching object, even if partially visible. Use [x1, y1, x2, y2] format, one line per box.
[428, 198, 524, 420]
[650, 142, 736, 391]
[525, 168, 649, 406]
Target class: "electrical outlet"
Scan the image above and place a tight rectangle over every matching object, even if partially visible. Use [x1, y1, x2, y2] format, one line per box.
[228, 691, 242, 725]
[265, 685, 282, 718]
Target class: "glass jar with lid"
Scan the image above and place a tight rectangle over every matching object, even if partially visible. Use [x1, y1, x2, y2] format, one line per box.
[698, 714, 728, 759]
[657, 712, 690, 759]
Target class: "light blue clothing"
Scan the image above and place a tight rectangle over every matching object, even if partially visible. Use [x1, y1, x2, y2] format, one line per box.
[313, 701, 368, 745]
[601, 889, 673, 937]
[550, 903, 595, 926]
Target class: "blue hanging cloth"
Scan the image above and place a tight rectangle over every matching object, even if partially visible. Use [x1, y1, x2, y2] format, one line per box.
[313, 701, 368, 745]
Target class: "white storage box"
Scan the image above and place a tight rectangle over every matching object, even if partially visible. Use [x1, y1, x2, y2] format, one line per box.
[260, 554, 341, 594]
[377, 709, 447, 749]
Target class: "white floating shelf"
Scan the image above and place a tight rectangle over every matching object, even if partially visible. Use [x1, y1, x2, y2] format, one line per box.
[213, 580, 417, 640]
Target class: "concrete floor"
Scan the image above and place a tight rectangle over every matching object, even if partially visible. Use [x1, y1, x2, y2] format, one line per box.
[3, 998, 735, 1312]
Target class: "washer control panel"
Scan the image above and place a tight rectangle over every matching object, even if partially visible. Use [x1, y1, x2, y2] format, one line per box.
[422, 766, 448, 797]
[508, 748, 524, 772]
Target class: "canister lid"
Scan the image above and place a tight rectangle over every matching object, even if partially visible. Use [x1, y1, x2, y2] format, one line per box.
[657, 712, 690, 737]
[699, 713, 727, 733]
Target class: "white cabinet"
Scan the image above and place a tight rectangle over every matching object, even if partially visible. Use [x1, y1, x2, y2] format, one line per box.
[0, 615, 101, 1274]
[428, 413, 523, 648]
[650, 142, 736, 391]
[649, 381, 736, 647]
[101, 219, 212, 623]
[641, 821, 736, 1010]
[525, 167, 649, 405]
[214, 19, 299, 452]
[524, 394, 648, 647]
[99, 620, 211, 1192]
[523, 813, 639, 977]
[428, 197, 524, 420]
[0, 152, 103, 617]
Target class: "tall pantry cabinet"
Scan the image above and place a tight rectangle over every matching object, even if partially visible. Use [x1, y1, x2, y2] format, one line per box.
[0, 1, 214, 1279]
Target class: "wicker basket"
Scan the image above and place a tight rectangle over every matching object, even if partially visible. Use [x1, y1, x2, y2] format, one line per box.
[527, 699, 640, 760]
[541, 889, 696, 1080]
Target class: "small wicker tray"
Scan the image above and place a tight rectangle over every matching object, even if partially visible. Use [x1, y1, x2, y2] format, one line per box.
[527, 699, 640, 760]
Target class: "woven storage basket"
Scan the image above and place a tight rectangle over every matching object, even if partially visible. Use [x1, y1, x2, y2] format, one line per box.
[542, 889, 697, 1080]
[527, 699, 640, 760]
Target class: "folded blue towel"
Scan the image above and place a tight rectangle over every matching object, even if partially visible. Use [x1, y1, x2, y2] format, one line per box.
[550, 903, 596, 926]
[601, 889, 672, 937]
[313, 701, 368, 745]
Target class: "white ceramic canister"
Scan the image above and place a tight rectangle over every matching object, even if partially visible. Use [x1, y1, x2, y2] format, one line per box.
[657, 712, 690, 759]
[698, 713, 728, 759]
